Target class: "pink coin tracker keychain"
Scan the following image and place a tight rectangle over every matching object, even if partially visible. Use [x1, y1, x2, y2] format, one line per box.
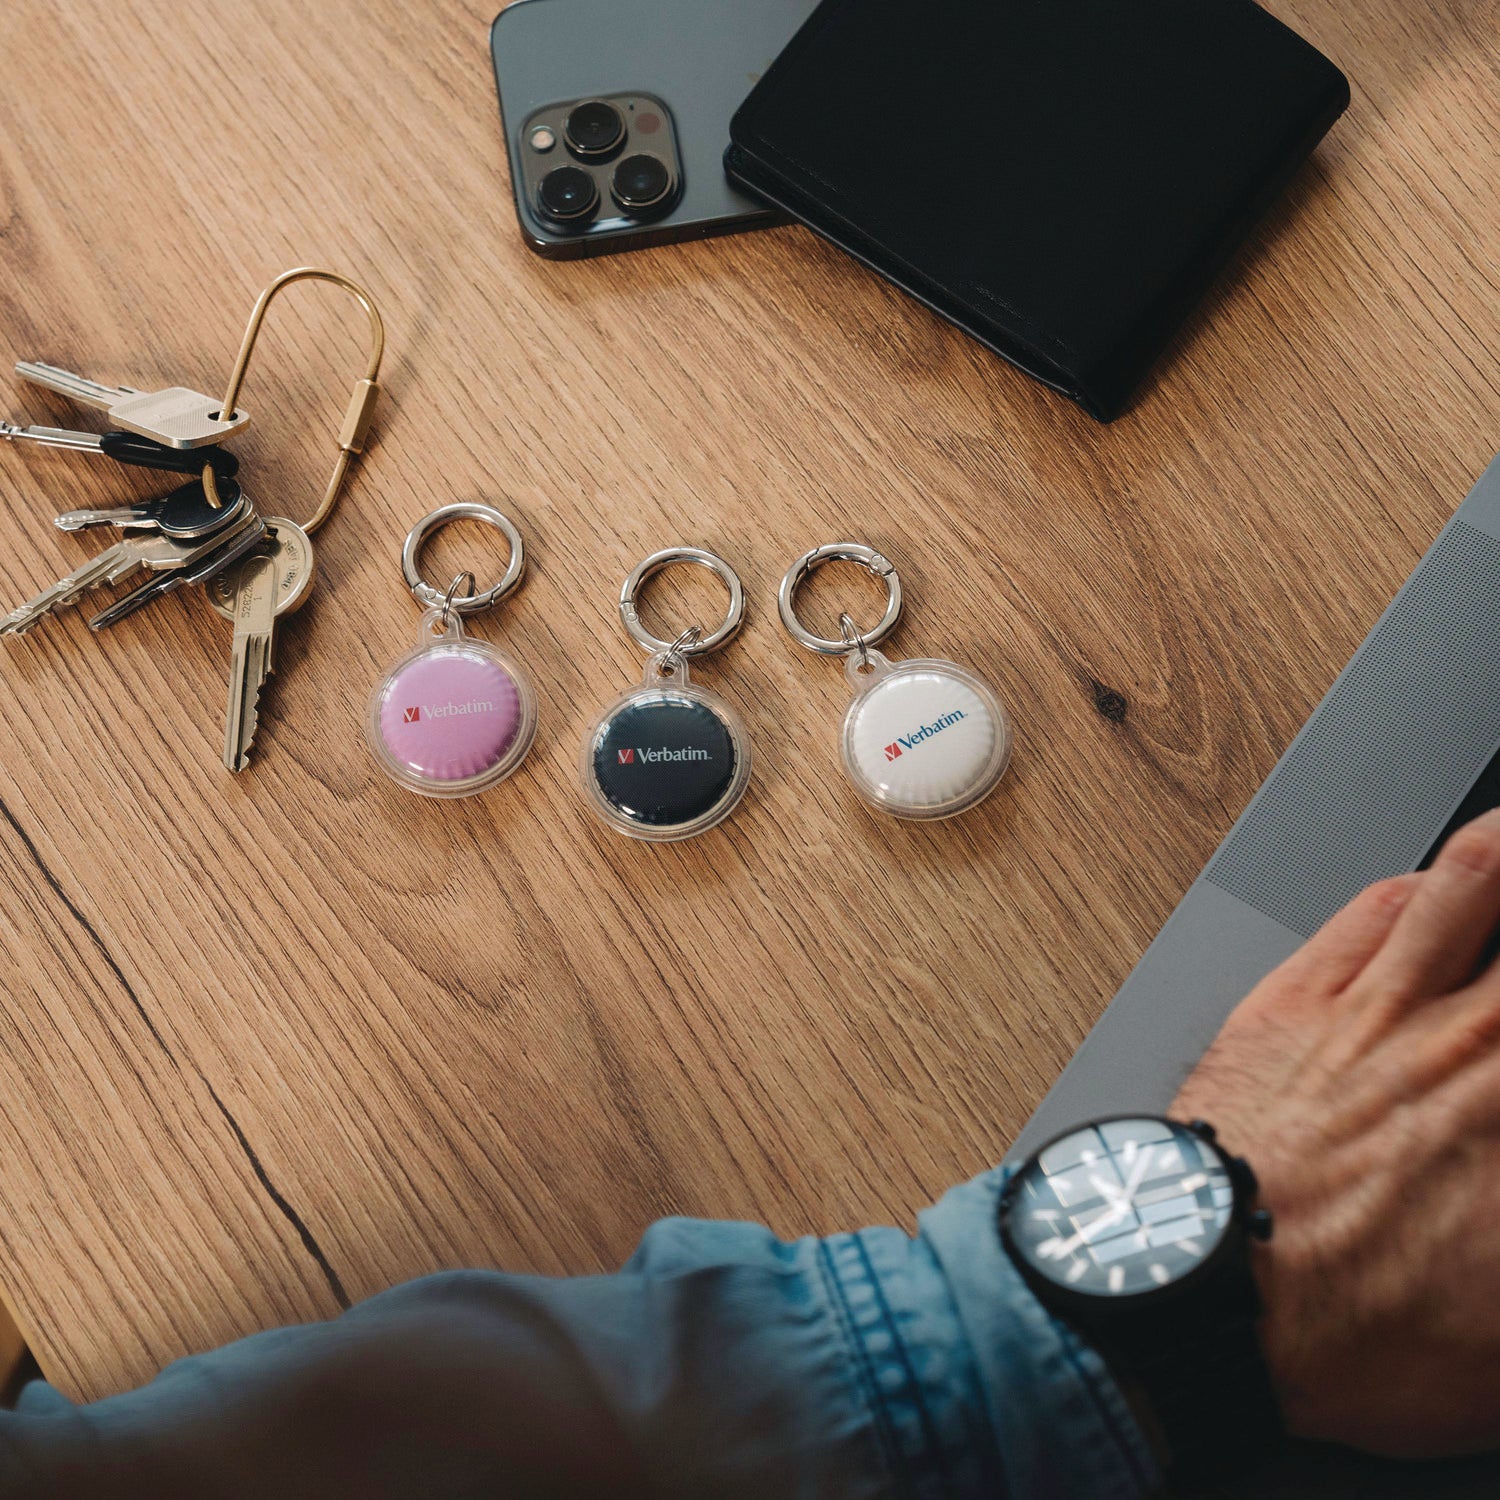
[366, 503, 538, 798]
[778, 543, 1013, 820]
[580, 547, 752, 842]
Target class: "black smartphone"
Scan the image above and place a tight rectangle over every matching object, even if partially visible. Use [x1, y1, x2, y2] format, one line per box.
[490, 0, 818, 260]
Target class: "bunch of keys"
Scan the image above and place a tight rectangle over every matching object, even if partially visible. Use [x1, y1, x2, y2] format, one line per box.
[0, 266, 385, 774]
[0, 361, 259, 626]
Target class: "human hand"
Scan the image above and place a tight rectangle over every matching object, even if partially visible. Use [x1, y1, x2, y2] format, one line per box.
[1173, 806, 1500, 1458]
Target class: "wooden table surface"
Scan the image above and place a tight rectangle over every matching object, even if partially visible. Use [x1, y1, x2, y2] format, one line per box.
[0, 0, 1494, 1406]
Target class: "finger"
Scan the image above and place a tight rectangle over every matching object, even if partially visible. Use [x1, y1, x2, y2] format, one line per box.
[1259, 872, 1421, 1001]
[1363, 809, 1500, 1003]
[1404, 934, 1500, 1089]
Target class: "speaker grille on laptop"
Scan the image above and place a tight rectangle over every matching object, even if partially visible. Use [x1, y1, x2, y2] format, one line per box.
[1208, 519, 1500, 938]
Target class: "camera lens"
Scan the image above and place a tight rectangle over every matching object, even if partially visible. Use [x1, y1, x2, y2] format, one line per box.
[564, 100, 626, 160]
[537, 166, 599, 224]
[611, 153, 674, 215]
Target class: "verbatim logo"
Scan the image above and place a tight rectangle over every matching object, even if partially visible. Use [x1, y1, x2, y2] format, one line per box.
[617, 746, 711, 763]
[890, 709, 967, 755]
[402, 699, 497, 721]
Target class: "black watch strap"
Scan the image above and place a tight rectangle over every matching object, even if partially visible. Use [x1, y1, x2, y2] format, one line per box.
[1105, 1289, 1284, 1481]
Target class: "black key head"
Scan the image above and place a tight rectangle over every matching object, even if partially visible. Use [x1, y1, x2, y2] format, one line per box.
[153, 475, 247, 539]
[98, 431, 238, 479]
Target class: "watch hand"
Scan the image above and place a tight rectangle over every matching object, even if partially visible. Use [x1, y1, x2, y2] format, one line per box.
[1088, 1172, 1122, 1206]
[1118, 1145, 1156, 1207]
[1046, 1203, 1128, 1260]
[1091, 1147, 1153, 1212]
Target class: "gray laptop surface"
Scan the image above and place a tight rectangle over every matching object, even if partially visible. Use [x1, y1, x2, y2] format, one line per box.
[1009, 450, 1500, 1495]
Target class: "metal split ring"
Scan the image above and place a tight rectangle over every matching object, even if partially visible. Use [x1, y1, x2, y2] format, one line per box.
[402, 502, 526, 614]
[439, 572, 477, 630]
[839, 612, 873, 670]
[619, 547, 745, 658]
[778, 542, 903, 657]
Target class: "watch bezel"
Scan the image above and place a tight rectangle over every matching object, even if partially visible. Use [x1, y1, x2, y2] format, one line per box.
[998, 1114, 1255, 1317]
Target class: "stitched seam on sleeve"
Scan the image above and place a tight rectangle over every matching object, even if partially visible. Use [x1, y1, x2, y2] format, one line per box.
[817, 1238, 907, 1492]
[851, 1234, 956, 1497]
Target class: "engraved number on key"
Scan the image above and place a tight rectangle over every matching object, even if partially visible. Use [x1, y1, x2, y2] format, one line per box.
[210, 520, 316, 772]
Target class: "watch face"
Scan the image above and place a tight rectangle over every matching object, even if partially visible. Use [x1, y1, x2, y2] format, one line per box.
[1006, 1118, 1235, 1298]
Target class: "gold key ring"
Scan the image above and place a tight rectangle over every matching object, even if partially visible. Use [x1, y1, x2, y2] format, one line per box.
[207, 267, 385, 534]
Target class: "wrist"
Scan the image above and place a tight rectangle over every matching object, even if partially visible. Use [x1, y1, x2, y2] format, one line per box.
[1247, 1211, 1330, 1443]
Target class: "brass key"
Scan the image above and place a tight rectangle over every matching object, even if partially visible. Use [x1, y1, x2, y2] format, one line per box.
[209, 521, 317, 772]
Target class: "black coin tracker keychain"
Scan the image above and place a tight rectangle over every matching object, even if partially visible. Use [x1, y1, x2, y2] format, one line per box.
[582, 547, 752, 842]
[778, 543, 1013, 820]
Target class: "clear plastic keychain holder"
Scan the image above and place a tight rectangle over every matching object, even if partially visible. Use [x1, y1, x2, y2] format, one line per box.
[581, 547, 752, 842]
[778, 542, 1013, 821]
[367, 503, 539, 799]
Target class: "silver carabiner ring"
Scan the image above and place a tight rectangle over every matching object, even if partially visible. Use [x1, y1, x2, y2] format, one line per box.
[619, 547, 745, 658]
[402, 502, 526, 615]
[778, 542, 902, 656]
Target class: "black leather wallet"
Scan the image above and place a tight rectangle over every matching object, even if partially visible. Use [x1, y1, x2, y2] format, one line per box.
[726, 0, 1349, 422]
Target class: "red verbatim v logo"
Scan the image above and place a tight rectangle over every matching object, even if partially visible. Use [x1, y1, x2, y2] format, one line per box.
[618, 748, 635, 764]
[403, 707, 421, 723]
[884, 742, 902, 762]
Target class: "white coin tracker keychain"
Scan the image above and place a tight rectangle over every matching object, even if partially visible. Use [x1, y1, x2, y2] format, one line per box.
[366, 503, 538, 799]
[778, 543, 1013, 821]
[581, 547, 752, 842]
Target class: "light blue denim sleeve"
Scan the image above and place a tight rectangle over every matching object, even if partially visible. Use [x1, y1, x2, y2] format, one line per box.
[0, 1165, 1159, 1499]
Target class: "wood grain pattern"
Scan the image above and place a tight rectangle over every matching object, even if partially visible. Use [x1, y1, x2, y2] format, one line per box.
[0, 0, 1494, 1406]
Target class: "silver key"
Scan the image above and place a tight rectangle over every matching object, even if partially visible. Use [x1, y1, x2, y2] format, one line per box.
[0, 420, 111, 455]
[2, 418, 237, 481]
[87, 514, 267, 632]
[56, 476, 248, 539]
[15, 361, 249, 450]
[209, 520, 316, 772]
[0, 514, 258, 636]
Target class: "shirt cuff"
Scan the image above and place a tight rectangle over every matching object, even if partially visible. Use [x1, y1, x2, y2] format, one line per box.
[916, 1164, 1162, 1500]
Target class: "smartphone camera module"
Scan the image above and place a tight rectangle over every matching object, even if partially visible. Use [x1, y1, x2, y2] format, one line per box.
[518, 94, 682, 246]
[537, 165, 599, 224]
[564, 100, 626, 160]
[611, 154, 674, 216]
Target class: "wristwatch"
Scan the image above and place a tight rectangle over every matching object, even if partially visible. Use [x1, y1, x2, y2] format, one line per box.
[998, 1116, 1281, 1482]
